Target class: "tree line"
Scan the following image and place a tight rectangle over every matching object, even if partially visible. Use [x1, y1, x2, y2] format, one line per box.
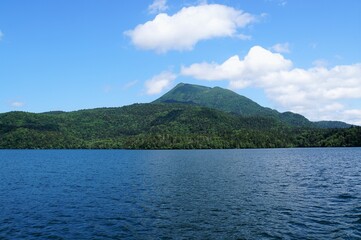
[0, 103, 360, 149]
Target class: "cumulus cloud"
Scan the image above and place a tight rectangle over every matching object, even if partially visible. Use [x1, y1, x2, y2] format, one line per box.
[0, 30, 3, 41]
[270, 42, 290, 53]
[182, 46, 292, 88]
[148, 0, 168, 14]
[181, 46, 361, 125]
[342, 109, 361, 126]
[145, 71, 177, 95]
[125, 4, 256, 53]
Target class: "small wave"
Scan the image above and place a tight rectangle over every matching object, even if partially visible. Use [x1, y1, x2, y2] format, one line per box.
[336, 193, 356, 200]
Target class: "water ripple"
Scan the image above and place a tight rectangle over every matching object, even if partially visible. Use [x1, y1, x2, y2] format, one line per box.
[0, 148, 360, 239]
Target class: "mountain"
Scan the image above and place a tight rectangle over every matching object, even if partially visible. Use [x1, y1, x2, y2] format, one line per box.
[155, 83, 351, 128]
[154, 83, 277, 116]
[0, 83, 359, 149]
[0, 103, 283, 149]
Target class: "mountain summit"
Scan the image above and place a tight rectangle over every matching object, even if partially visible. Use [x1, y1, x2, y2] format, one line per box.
[154, 83, 309, 127]
[155, 83, 350, 128]
[154, 83, 276, 116]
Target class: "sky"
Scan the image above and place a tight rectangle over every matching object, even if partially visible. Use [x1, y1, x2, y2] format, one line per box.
[0, 0, 360, 125]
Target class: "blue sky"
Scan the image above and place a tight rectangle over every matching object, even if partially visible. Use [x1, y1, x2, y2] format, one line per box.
[1, 0, 360, 124]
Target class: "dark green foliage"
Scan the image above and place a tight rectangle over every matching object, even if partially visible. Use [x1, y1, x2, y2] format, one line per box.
[154, 83, 278, 117]
[0, 103, 360, 149]
[279, 112, 312, 127]
[0, 83, 358, 149]
[154, 83, 351, 128]
[313, 121, 351, 129]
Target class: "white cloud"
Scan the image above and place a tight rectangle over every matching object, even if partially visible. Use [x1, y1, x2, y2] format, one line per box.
[145, 71, 177, 95]
[181, 46, 361, 125]
[342, 109, 361, 126]
[10, 101, 25, 108]
[148, 0, 168, 14]
[270, 42, 290, 53]
[125, 4, 256, 53]
[182, 46, 292, 87]
[0, 30, 3, 41]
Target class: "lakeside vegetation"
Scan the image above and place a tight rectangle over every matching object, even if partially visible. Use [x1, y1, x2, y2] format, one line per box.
[0, 103, 360, 149]
[1, 83, 360, 149]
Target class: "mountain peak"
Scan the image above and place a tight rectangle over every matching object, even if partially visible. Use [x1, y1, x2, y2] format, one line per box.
[154, 83, 351, 128]
[154, 83, 271, 116]
[154, 83, 310, 126]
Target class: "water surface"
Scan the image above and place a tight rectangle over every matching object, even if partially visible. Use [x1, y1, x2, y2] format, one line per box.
[0, 148, 360, 239]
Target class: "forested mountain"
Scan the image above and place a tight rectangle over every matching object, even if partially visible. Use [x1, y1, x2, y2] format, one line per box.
[0, 83, 359, 149]
[154, 83, 275, 116]
[155, 83, 351, 128]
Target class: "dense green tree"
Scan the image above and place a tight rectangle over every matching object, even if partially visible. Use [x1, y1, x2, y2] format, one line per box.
[0, 103, 360, 149]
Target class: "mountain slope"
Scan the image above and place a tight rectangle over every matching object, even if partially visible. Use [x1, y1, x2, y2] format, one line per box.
[313, 120, 351, 129]
[155, 83, 350, 128]
[154, 83, 278, 117]
[0, 83, 358, 149]
[0, 103, 288, 149]
[0, 103, 360, 149]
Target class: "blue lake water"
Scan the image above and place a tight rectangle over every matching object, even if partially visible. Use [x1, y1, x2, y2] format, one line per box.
[0, 148, 360, 239]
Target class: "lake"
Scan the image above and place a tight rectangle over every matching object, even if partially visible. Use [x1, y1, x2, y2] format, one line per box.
[0, 148, 360, 239]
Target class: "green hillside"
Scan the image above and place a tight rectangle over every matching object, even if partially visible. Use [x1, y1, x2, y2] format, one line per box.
[0, 83, 358, 149]
[155, 83, 351, 128]
[0, 102, 360, 149]
[154, 83, 278, 117]
[313, 120, 351, 129]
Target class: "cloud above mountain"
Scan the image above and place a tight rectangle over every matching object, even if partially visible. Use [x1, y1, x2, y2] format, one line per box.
[125, 3, 256, 53]
[181, 46, 361, 125]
